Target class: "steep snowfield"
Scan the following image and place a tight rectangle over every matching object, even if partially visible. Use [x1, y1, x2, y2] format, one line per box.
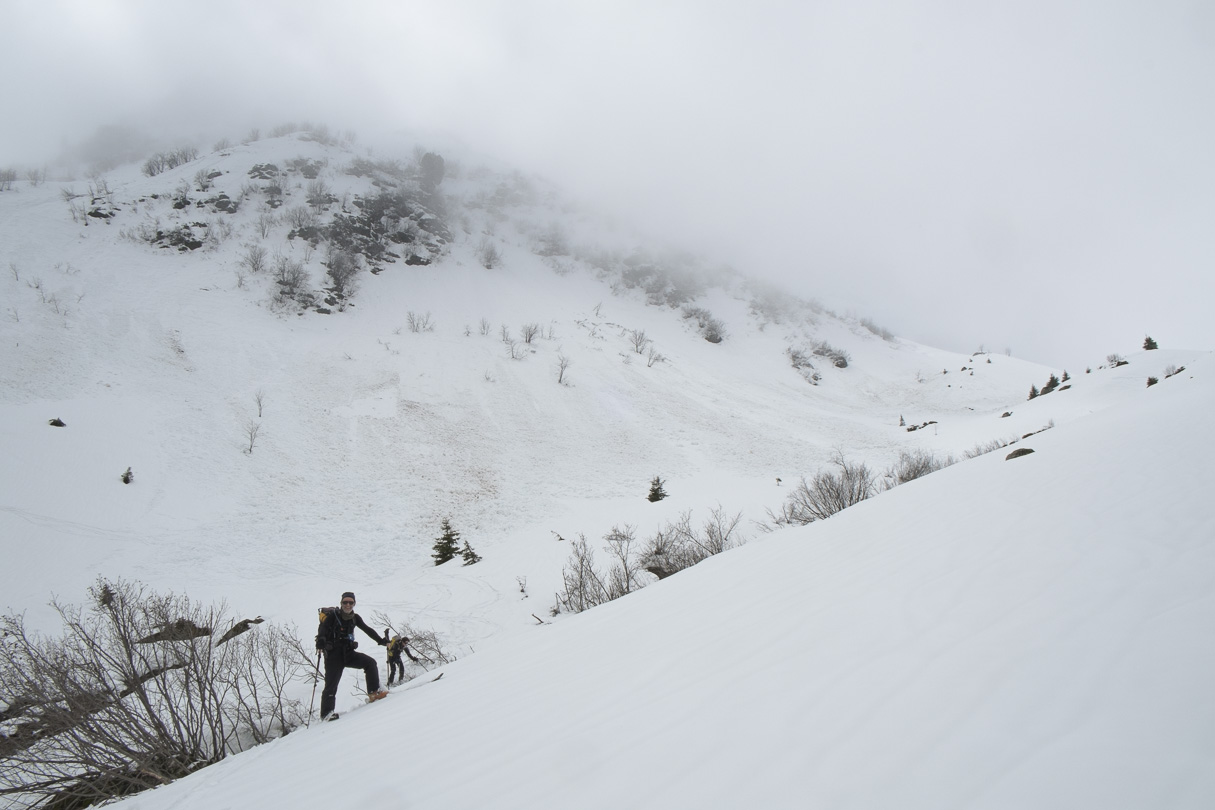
[3, 135, 1212, 807]
[109, 350, 1214, 810]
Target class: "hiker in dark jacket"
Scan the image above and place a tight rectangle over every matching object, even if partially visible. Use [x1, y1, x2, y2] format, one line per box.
[315, 591, 388, 719]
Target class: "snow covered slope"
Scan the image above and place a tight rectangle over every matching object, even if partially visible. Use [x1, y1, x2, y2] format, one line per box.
[109, 349, 1214, 810]
[2, 134, 1057, 640]
[3, 133, 1211, 807]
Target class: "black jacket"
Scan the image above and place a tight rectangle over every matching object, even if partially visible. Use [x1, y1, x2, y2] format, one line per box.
[316, 608, 384, 653]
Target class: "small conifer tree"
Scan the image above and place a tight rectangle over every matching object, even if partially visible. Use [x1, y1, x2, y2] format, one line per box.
[647, 476, 668, 502]
[432, 518, 461, 565]
[461, 540, 482, 566]
[1028, 384, 1039, 400]
[1143, 335, 1158, 350]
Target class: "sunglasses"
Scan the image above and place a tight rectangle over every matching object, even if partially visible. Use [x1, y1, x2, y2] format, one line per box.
[341, 600, 355, 606]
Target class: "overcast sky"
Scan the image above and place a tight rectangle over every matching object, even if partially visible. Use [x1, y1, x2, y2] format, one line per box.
[3, 0, 1212, 369]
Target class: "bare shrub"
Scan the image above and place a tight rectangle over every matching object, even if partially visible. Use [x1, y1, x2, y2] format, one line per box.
[860, 317, 895, 341]
[305, 179, 331, 211]
[964, 438, 1013, 459]
[557, 534, 610, 613]
[556, 351, 571, 384]
[556, 528, 648, 614]
[681, 306, 726, 343]
[141, 147, 199, 177]
[244, 420, 261, 454]
[640, 507, 745, 579]
[787, 347, 821, 384]
[646, 346, 665, 367]
[766, 454, 877, 526]
[520, 323, 540, 344]
[241, 245, 268, 275]
[324, 248, 360, 296]
[285, 206, 316, 231]
[479, 317, 491, 336]
[406, 311, 434, 333]
[272, 257, 307, 303]
[812, 341, 850, 368]
[886, 449, 954, 487]
[477, 236, 501, 269]
[0, 578, 308, 809]
[628, 328, 650, 354]
[194, 168, 214, 191]
[256, 213, 276, 239]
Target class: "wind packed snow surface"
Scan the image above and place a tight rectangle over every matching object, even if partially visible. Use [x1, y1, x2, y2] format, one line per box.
[1, 135, 1213, 808]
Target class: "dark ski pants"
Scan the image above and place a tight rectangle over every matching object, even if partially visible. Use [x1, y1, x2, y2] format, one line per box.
[320, 648, 382, 718]
[388, 656, 404, 686]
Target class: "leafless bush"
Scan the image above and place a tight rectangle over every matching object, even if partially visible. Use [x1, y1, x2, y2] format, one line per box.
[272, 257, 307, 304]
[639, 507, 745, 579]
[556, 528, 649, 614]
[476, 236, 501, 269]
[142, 147, 199, 177]
[324, 248, 360, 296]
[213, 137, 232, 152]
[194, 168, 214, 191]
[306, 179, 331, 211]
[256, 213, 276, 239]
[206, 218, 233, 247]
[628, 328, 650, 354]
[521, 323, 540, 344]
[244, 420, 261, 454]
[646, 346, 665, 367]
[964, 437, 1013, 459]
[241, 245, 268, 275]
[812, 340, 850, 368]
[1106, 353, 1126, 366]
[885, 449, 954, 487]
[787, 347, 821, 384]
[860, 317, 895, 341]
[0, 168, 17, 191]
[0, 578, 308, 809]
[479, 317, 491, 336]
[285, 206, 316, 231]
[766, 454, 877, 527]
[556, 352, 571, 384]
[406, 311, 434, 333]
[681, 306, 726, 343]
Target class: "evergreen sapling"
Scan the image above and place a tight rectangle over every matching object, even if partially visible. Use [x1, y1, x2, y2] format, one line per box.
[432, 519, 461, 565]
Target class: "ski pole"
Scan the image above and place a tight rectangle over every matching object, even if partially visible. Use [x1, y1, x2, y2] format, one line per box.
[306, 649, 321, 726]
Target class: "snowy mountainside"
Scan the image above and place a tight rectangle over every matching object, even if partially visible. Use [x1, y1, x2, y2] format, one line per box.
[0, 133, 1126, 644]
[104, 346, 1215, 810]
